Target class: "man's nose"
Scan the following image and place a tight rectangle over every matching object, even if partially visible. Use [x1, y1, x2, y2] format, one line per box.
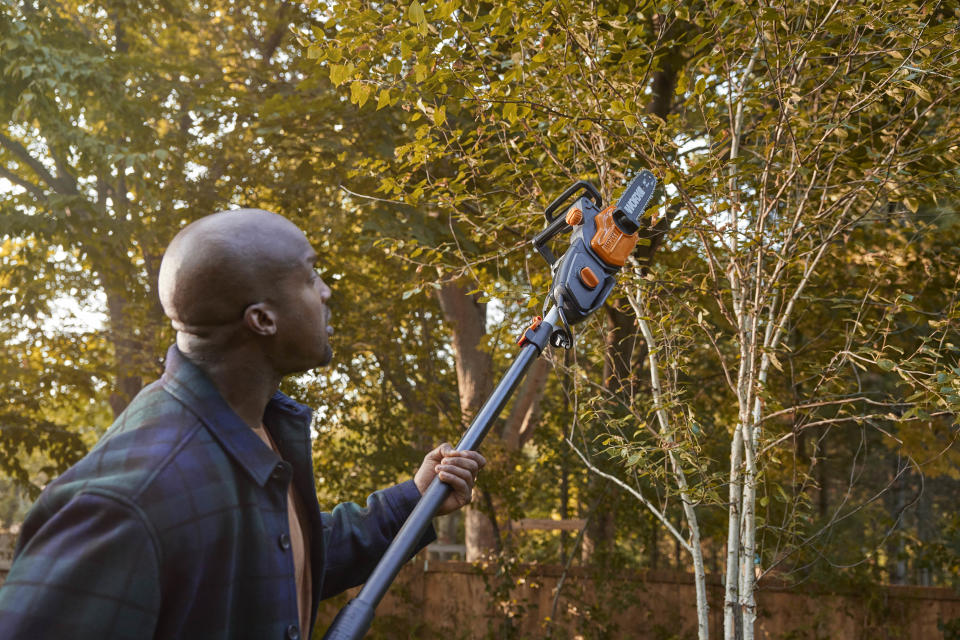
[320, 280, 332, 302]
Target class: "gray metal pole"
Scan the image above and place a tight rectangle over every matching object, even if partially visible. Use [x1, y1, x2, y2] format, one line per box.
[323, 307, 561, 640]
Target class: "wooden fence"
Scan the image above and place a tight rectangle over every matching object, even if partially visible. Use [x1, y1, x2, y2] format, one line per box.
[316, 562, 960, 639]
[2, 550, 959, 638]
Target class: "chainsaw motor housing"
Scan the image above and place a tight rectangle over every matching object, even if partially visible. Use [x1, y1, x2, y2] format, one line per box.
[532, 171, 658, 326]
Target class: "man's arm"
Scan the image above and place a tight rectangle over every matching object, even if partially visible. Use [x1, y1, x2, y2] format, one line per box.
[319, 444, 485, 598]
[319, 479, 432, 598]
[0, 491, 162, 640]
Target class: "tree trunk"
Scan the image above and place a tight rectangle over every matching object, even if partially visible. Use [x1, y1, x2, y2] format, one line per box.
[602, 299, 637, 398]
[724, 423, 744, 640]
[635, 302, 709, 640]
[93, 241, 149, 417]
[502, 357, 550, 450]
[580, 486, 615, 563]
[582, 301, 636, 562]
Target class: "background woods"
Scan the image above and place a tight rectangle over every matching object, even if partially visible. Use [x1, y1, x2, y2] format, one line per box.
[2, 1, 959, 638]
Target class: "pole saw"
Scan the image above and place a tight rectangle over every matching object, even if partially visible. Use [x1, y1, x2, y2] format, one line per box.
[323, 169, 659, 640]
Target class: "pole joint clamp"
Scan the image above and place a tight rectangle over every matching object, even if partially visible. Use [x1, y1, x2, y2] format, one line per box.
[516, 316, 551, 353]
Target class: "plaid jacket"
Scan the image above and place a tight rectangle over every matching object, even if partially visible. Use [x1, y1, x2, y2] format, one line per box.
[0, 346, 434, 639]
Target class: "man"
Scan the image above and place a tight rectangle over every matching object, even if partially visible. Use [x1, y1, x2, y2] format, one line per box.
[0, 209, 485, 639]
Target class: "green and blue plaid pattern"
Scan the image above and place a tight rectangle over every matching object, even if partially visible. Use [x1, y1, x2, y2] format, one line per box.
[0, 346, 433, 639]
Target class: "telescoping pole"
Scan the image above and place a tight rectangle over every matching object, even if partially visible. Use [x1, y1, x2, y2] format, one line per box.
[323, 307, 562, 640]
[323, 166, 659, 640]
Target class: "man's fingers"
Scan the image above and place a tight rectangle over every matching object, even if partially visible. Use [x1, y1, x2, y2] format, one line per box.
[427, 445, 485, 509]
[441, 449, 486, 470]
[461, 450, 487, 469]
[438, 456, 478, 475]
[436, 463, 473, 484]
[436, 467, 472, 502]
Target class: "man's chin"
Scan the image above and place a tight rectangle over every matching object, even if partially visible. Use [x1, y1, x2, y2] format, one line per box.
[311, 344, 333, 369]
[287, 347, 333, 375]
[318, 346, 333, 367]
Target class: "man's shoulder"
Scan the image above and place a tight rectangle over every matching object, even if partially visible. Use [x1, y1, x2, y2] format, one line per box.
[34, 380, 211, 519]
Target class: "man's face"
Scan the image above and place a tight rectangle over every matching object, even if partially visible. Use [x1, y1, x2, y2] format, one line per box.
[271, 239, 334, 373]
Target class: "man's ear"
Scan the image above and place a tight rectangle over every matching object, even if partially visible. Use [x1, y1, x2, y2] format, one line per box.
[243, 303, 278, 336]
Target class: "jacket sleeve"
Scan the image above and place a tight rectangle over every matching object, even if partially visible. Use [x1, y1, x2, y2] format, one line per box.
[318, 479, 436, 599]
[0, 491, 162, 640]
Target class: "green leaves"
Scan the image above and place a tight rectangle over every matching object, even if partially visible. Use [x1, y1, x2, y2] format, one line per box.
[877, 358, 897, 372]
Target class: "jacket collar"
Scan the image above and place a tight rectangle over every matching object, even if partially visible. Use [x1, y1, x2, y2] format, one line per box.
[159, 345, 313, 487]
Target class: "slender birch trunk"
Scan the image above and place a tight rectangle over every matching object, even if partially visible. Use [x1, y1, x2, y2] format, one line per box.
[724, 258, 750, 640]
[724, 425, 744, 640]
[738, 423, 758, 639]
[632, 291, 709, 640]
[723, 41, 761, 640]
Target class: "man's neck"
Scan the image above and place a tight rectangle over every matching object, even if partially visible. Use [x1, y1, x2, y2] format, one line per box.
[178, 339, 281, 430]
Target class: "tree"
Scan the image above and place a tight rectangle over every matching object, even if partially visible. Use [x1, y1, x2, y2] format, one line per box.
[304, 0, 714, 631]
[305, 1, 960, 639]
[0, 0, 324, 481]
[1, 0, 480, 533]
[5, 2, 959, 637]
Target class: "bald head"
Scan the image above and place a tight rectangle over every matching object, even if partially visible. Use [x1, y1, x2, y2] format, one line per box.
[159, 209, 314, 333]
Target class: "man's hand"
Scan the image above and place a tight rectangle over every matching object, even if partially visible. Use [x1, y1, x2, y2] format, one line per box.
[414, 443, 487, 516]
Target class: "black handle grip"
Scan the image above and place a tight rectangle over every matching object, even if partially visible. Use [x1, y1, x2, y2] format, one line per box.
[533, 181, 603, 266]
[532, 214, 571, 266]
[543, 180, 601, 223]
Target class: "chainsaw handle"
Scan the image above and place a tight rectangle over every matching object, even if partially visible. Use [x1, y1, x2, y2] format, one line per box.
[533, 181, 602, 266]
[543, 180, 601, 224]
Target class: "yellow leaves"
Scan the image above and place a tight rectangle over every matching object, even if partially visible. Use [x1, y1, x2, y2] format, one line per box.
[328, 62, 354, 87]
[0, 237, 20, 258]
[767, 351, 784, 373]
[570, 30, 590, 50]
[904, 81, 932, 103]
[503, 101, 518, 123]
[154, 118, 171, 138]
[884, 85, 904, 101]
[350, 80, 372, 108]
[432, 104, 446, 126]
[408, 0, 427, 35]
[376, 88, 392, 111]
[414, 62, 428, 82]
[435, 0, 460, 20]
[892, 419, 960, 480]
